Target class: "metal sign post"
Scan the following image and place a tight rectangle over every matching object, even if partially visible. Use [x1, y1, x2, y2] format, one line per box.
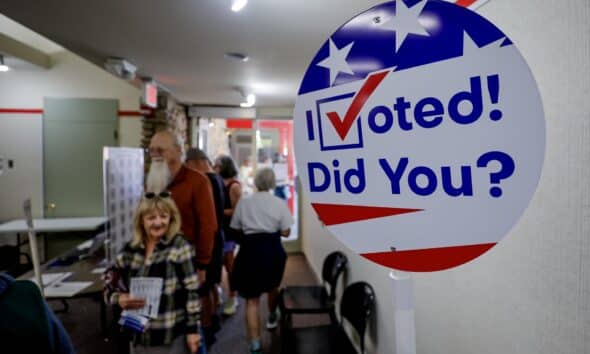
[23, 199, 44, 296]
[390, 271, 416, 354]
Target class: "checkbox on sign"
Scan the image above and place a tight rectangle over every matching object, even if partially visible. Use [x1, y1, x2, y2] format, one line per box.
[316, 92, 364, 151]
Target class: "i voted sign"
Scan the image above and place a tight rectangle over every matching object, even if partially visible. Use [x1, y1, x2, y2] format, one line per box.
[294, 0, 545, 272]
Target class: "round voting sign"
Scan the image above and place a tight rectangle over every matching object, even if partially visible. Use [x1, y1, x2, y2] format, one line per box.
[294, 0, 545, 272]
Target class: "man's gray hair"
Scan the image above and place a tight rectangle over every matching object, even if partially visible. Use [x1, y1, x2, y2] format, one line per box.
[154, 129, 185, 160]
[254, 167, 276, 192]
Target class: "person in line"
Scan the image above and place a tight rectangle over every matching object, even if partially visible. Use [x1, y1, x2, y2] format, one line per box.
[108, 192, 202, 354]
[0, 272, 76, 354]
[185, 148, 225, 348]
[147, 131, 217, 293]
[213, 155, 242, 316]
[229, 168, 294, 354]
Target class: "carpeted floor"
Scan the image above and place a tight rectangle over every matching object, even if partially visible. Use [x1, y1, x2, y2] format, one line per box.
[51, 253, 329, 354]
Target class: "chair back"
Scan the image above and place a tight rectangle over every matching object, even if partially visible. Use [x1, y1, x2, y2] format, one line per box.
[321, 251, 347, 301]
[340, 282, 375, 354]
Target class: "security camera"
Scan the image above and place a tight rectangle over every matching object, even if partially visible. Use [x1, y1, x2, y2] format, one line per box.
[104, 58, 137, 80]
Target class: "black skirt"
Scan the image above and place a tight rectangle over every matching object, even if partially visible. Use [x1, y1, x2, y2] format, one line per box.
[231, 232, 287, 298]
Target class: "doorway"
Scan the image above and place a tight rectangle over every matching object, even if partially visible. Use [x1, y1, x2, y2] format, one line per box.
[43, 98, 118, 218]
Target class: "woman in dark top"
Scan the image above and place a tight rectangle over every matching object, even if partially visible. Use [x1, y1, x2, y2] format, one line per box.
[213, 155, 242, 316]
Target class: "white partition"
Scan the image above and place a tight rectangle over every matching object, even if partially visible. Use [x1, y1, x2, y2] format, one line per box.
[103, 147, 143, 262]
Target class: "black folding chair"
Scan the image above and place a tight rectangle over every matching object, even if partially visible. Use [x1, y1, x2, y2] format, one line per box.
[283, 281, 376, 354]
[279, 251, 347, 329]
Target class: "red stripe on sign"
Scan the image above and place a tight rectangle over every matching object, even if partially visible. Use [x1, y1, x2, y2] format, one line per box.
[455, 0, 478, 7]
[311, 203, 422, 226]
[0, 108, 43, 114]
[361, 243, 497, 272]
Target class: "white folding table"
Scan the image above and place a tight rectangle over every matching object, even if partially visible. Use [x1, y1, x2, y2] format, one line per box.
[0, 217, 107, 261]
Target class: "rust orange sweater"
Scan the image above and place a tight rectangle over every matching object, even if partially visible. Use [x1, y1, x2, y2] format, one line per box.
[169, 165, 217, 267]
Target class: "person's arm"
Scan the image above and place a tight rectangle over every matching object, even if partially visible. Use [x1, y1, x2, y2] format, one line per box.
[229, 198, 243, 231]
[223, 182, 242, 216]
[278, 199, 295, 238]
[193, 172, 217, 266]
[177, 241, 202, 353]
[108, 250, 145, 309]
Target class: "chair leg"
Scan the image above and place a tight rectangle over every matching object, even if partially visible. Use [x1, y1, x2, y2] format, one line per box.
[280, 312, 290, 353]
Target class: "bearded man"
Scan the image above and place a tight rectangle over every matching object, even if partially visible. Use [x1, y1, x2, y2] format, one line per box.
[147, 130, 217, 280]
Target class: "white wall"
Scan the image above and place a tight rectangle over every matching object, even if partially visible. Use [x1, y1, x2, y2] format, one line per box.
[300, 1, 590, 353]
[0, 49, 142, 221]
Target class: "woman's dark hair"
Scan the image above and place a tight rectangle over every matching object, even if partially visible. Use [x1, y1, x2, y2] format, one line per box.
[215, 155, 238, 179]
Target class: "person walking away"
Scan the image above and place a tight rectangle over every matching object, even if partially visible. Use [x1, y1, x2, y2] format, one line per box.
[229, 168, 294, 354]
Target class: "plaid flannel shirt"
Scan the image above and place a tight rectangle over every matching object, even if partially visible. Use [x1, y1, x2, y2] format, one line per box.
[109, 234, 200, 346]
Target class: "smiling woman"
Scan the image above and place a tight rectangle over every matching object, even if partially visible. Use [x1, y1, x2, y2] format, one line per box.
[106, 194, 205, 354]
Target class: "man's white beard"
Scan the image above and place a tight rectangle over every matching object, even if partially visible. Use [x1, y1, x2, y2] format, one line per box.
[146, 160, 171, 193]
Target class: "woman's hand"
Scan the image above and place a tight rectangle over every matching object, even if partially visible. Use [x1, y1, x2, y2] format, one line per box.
[186, 333, 201, 353]
[118, 293, 146, 310]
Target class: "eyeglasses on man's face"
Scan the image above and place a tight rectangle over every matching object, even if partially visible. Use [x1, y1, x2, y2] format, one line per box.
[144, 191, 171, 199]
[146, 147, 168, 156]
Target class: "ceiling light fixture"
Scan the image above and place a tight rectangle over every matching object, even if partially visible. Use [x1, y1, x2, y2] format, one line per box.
[231, 0, 248, 12]
[0, 56, 10, 72]
[240, 93, 256, 108]
[234, 87, 256, 107]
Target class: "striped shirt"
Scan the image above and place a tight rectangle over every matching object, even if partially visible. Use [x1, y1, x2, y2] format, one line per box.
[110, 234, 200, 346]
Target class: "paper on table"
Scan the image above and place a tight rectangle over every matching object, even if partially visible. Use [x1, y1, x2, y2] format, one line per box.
[44, 281, 92, 298]
[91, 267, 107, 274]
[124, 277, 163, 319]
[30, 272, 72, 287]
[76, 239, 93, 250]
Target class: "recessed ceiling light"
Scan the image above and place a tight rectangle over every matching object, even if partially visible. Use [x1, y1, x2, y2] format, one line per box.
[224, 52, 249, 62]
[0, 55, 10, 72]
[231, 0, 248, 12]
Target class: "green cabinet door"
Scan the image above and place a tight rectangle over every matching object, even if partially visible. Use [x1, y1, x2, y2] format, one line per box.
[43, 98, 118, 217]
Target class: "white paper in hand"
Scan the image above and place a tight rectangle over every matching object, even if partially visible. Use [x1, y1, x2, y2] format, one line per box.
[127, 277, 163, 319]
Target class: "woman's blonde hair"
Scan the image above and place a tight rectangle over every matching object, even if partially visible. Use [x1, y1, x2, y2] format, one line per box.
[131, 196, 182, 247]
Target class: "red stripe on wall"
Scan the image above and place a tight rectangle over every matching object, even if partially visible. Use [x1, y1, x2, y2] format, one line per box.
[0, 108, 145, 117]
[118, 110, 145, 117]
[0, 108, 43, 114]
[226, 119, 254, 129]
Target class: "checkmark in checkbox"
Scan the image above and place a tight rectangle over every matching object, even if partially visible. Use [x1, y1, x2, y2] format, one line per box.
[315, 70, 390, 151]
[316, 93, 363, 151]
[326, 71, 389, 140]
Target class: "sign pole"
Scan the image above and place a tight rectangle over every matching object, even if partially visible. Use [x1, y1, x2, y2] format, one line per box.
[23, 199, 44, 297]
[390, 271, 416, 354]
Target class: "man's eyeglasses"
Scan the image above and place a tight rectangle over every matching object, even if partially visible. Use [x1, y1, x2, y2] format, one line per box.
[144, 191, 171, 199]
[146, 147, 167, 156]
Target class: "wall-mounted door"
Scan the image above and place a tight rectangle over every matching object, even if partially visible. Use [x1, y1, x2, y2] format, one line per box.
[43, 98, 118, 217]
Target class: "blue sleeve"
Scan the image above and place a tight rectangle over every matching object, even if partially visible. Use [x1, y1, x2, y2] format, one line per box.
[44, 302, 76, 354]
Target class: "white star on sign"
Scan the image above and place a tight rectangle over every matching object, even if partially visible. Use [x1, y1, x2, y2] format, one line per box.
[382, 0, 430, 52]
[317, 38, 355, 86]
